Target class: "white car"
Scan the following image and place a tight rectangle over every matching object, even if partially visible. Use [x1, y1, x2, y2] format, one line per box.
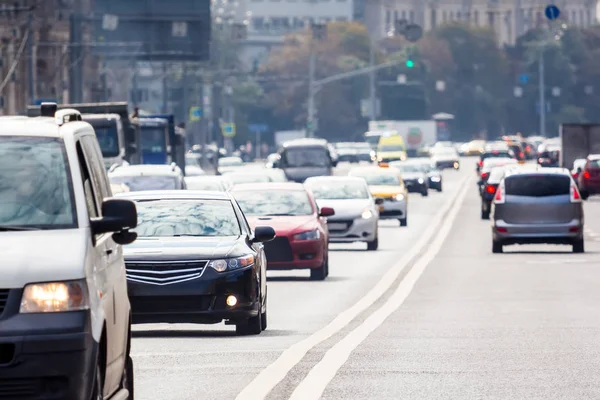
[218, 156, 244, 174]
[108, 163, 186, 191]
[0, 104, 137, 399]
[305, 176, 381, 250]
[184, 175, 230, 191]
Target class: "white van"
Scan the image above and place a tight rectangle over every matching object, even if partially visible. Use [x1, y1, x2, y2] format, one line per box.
[0, 104, 138, 399]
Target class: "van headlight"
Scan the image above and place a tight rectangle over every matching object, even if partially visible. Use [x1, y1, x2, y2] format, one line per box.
[20, 280, 90, 313]
[294, 229, 320, 241]
[209, 255, 255, 272]
[361, 209, 373, 219]
[395, 193, 405, 201]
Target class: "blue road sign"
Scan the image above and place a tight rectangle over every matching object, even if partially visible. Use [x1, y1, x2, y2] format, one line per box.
[545, 4, 560, 20]
[519, 74, 529, 84]
[248, 123, 268, 133]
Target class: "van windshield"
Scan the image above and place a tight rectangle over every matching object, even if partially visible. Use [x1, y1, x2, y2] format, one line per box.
[140, 126, 167, 153]
[379, 145, 404, 152]
[505, 175, 570, 197]
[283, 148, 330, 168]
[0, 136, 76, 229]
[87, 119, 120, 158]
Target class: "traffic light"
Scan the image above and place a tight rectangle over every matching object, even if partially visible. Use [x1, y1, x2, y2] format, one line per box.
[406, 59, 414, 68]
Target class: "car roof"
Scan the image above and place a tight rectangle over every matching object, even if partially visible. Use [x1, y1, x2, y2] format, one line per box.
[283, 138, 328, 148]
[588, 154, 600, 160]
[505, 166, 570, 177]
[116, 190, 231, 201]
[108, 164, 182, 177]
[231, 182, 306, 191]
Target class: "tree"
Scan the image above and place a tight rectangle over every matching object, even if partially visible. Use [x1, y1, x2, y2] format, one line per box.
[258, 22, 374, 141]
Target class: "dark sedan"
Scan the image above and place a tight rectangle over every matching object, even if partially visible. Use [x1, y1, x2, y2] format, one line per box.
[389, 161, 429, 196]
[117, 190, 275, 335]
[410, 158, 442, 192]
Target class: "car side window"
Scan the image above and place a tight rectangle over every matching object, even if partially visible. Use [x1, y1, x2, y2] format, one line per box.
[82, 135, 112, 201]
[76, 141, 99, 219]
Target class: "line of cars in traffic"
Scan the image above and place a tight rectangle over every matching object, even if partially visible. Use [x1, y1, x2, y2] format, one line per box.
[470, 140, 585, 254]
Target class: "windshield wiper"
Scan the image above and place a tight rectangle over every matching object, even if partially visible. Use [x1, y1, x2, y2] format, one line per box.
[0, 225, 42, 231]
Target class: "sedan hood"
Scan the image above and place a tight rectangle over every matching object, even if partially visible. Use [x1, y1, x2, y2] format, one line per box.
[0, 229, 86, 288]
[124, 236, 247, 261]
[314, 199, 371, 219]
[284, 167, 330, 183]
[245, 215, 316, 236]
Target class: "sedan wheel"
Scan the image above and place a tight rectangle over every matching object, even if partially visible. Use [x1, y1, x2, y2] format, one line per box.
[120, 356, 134, 399]
[310, 257, 327, 281]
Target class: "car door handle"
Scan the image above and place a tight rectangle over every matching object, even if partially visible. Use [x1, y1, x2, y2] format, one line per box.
[106, 249, 113, 256]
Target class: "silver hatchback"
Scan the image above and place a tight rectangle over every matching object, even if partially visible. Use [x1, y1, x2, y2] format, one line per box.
[491, 167, 584, 253]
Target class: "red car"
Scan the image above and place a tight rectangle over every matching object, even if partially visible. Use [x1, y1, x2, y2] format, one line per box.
[231, 182, 334, 280]
[578, 155, 600, 199]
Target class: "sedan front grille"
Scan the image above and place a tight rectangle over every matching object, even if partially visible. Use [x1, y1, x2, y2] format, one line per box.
[0, 289, 9, 317]
[264, 237, 294, 262]
[328, 220, 354, 233]
[126, 260, 208, 286]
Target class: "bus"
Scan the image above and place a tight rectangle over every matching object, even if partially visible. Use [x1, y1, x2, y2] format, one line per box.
[137, 117, 170, 164]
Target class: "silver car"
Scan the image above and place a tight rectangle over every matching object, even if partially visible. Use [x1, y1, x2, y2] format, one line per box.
[491, 167, 584, 253]
[305, 176, 381, 250]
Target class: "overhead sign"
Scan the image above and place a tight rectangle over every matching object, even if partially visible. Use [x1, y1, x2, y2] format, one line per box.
[545, 4, 560, 20]
[248, 123, 268, 133]
[189, 106, 201, 122]
[222, 122, 236, 138]
[404, 24, 423, 43]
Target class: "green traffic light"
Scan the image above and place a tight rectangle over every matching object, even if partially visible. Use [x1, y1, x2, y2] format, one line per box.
[406, 59, 414, 68]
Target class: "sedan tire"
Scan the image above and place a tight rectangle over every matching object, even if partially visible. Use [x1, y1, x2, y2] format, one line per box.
[436, 184, 443, 192]
[399, 217, 407, 227]
[236, 313, 262, 336]
[310, 257, 327, 281]
[367, 235, 378, 251]
[421, 188, 428, 197]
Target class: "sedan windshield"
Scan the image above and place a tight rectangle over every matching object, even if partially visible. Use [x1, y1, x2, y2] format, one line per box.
[234, 190, 313, 216]
[0, 136, 76, 229]
[307, 181, 370, 200]
[110, 175, 179, 191]
[133, 199, 241, 237]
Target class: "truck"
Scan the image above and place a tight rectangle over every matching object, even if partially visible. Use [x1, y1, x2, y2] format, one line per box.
[368, 120, 437, 157]
[27, 102, 141, 168]
[133, 114, 186, 173]
[559, 124, 600, 170]
[275, 130, 306, 148]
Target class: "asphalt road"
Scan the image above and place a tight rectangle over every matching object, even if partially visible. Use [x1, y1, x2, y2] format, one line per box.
[133, 159, 600, 399]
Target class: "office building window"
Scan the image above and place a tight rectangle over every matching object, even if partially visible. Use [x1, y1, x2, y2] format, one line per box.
[465, 12, 470, 24]
[488, 11, 495, 27]
[457, 11, 461, 21]
[337, 17, 347, 21]
[409, 10, 414, 22]
[580, 10, 585, 26]
[431, 8, 437, 28]
[252, 17, 265, 30]
[449, 11, 453, 20]
[401, 10, 406, 20]
[587, 9, 592, 26]
[386, 9, 391, 30]
[394, 10, 398, 22]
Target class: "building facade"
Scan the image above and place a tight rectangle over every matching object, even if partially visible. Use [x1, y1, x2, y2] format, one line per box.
[366, 0, 598, 46]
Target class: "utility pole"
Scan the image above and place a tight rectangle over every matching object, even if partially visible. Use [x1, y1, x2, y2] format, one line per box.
[162, 63, 168, 113]
[539, 49, 545, 136]
[307, 52, 316, 137]
[27, 10, 34, 105]
[368, 37, 376, 121]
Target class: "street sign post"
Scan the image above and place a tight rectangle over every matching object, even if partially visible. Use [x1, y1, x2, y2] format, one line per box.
[189, 106, 202, 122]
[221, 122, 236, 138]
[248, 123, 268, 159]
[545, 4, 560, 20]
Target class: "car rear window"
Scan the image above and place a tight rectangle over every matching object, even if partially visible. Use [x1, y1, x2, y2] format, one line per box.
[505, 175, 570, 197]
[588, 160, 600, 168]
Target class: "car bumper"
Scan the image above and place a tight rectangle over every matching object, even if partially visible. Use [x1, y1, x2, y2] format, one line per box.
[428, 177, 442, 189]
[377, 199, 407, 219]
[127, 266, 260, 324]
[404, 180, 427, 193]
[0, 294, 96, 400]
[436, 160, 460, 169]
[492, 219, 583, 244]
[328, 217, 377, 243]
[267, 239, 325, 270]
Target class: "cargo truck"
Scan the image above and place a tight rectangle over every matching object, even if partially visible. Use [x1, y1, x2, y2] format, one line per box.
[559, 124, 600, 170]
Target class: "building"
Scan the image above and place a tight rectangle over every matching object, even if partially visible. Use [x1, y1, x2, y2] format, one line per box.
[366, 0, 597, 46]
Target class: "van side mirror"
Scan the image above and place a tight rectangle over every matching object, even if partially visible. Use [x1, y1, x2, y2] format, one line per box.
[252, 226, 276, 243]
[90, 199, 138, 245]
[374, 198, 384, 205]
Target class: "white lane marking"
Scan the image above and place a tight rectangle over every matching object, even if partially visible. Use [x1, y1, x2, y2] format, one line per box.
[288, 171, 471, 400]
[526, 259, 587, 264]
[235, 175, 471, 400]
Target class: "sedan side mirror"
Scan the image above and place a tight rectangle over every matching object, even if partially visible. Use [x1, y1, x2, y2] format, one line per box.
[90, 199, 138, 245]
[374, 198, 384, 205]
[252, 226, 276, 243]
[319, 207, 335, 217]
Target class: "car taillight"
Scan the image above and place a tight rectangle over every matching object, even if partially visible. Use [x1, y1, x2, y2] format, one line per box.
[481, 172, 489, 180]
[573, 173, 579, 180]
[571, 184, 582, 202]
[494, 184, 505, 204]
[584, 171, 591, 179]
[526, 145, 531, 152]
[478, 160, 483, 167]
[519, 152, 524, 159]
[485, 185, 496, 194]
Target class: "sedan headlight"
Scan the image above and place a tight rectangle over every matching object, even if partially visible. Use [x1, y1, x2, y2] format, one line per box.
[209, 254, 255, 272]
[395, 193, 405, 201]
[20, 280, 90, 313]
[417, 178, 424, 184]
[293, 229, 320, 241]
[361, 209, 373, 219]
[431, 176, 441, 182]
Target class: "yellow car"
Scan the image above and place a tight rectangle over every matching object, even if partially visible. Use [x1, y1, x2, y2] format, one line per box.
[348, 166, 409, 226]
